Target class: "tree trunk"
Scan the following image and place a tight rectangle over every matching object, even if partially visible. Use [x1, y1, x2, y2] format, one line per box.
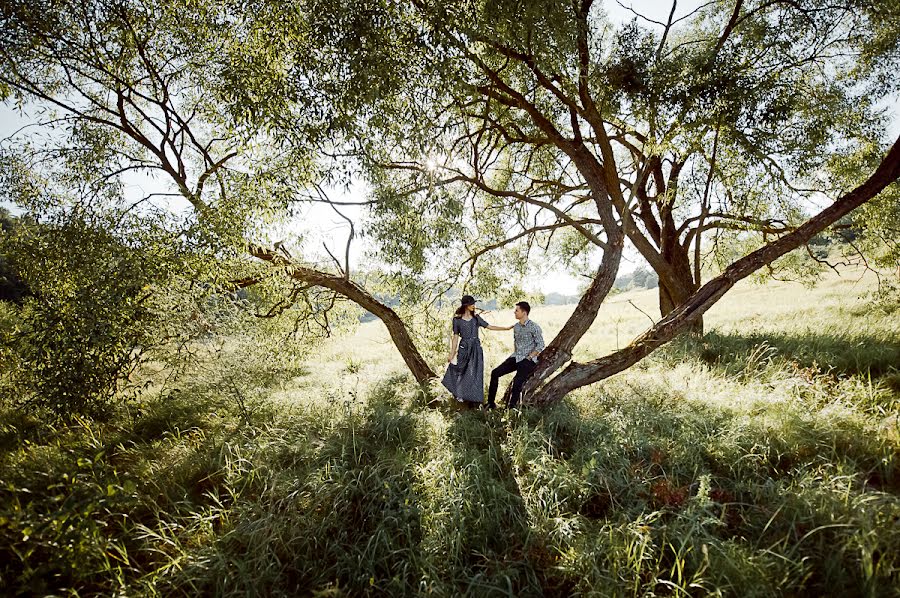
[528, 134, 900, 405]
[491, 143, 626, 406]
[658, 241, 702, 335]
[499, 226, 625, 406]
[494, 145, 628, 406]
[248, 246, 437, 384]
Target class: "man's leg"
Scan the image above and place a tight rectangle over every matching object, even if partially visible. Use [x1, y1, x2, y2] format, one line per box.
[508, 359, 537, 408]
[487, 357, 517, 408]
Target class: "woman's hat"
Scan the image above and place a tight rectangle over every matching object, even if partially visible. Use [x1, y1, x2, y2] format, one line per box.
[460, 295, 477, 306]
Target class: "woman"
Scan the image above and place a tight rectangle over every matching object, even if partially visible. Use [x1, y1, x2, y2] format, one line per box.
[442, 295, 513, 408]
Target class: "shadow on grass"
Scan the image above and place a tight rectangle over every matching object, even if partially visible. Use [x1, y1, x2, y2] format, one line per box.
[672, 329, 900, 379]
[147, 380, 568, 596]
[2, 372, 898, 596]
[520, 385, 900, 596]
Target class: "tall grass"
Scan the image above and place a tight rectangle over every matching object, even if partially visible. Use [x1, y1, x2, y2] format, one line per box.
[1, 267, 898, 596]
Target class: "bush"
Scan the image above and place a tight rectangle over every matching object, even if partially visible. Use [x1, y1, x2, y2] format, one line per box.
[0, 213, 178, 417]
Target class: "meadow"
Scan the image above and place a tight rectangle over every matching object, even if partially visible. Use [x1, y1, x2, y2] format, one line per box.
[1, 267, 898, 596]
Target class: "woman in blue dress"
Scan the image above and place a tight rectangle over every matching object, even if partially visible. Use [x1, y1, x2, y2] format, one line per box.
[442, 295, 513, 408]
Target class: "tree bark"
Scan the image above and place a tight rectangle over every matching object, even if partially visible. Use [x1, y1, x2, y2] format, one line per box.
[498, 219, 625, 406]
[529, 134, 900, 405]
[248, 246, 437, 384]
[659, 238, 702, 335]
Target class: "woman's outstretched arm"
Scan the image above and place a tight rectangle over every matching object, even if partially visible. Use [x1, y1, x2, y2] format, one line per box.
[477, 313, 514, 331]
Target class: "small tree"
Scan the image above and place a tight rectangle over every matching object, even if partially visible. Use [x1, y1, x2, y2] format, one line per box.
[0, 0, 439, 384]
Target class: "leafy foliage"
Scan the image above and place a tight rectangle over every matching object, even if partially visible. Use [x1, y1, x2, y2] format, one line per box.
[0, 208, 31, 304]
[0, 210, 186, 417]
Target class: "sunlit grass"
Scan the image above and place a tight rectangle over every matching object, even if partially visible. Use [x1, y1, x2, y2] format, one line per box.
[1, 266, 898, 595]
[283, 266, 896, 402]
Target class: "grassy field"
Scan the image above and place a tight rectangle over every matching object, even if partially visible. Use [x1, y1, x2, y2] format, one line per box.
[302, 267, 899, 398]
[1, 267, 899, 596]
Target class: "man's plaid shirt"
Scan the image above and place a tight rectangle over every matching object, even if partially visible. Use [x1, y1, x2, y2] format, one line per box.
[511, 319, 545, 363]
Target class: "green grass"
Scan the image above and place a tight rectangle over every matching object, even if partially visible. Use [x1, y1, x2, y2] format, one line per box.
[1, 267, 899, 596]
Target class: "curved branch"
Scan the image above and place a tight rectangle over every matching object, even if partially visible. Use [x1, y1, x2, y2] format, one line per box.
[448, 171, 609, 249]
[532, 133, 900, 404]
[249, 246, 437, 383]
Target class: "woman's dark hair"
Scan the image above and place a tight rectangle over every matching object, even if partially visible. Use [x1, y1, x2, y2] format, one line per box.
[454, 304, 471, 318]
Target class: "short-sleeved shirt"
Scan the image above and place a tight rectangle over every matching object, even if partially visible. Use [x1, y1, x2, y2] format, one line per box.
[453, 314, 488, 339]
[511, 319, 545, 362]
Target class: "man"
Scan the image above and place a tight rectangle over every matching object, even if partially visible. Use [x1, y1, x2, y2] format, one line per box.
[486, 301, 545, 409]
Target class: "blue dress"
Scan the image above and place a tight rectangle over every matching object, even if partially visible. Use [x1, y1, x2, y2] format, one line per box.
[441, 315, 488, 403]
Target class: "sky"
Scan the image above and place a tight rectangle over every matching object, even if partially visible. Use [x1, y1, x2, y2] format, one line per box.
[2, 0, 897, 296]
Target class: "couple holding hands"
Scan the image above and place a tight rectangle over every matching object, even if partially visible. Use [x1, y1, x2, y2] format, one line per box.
[442, 295, 545, 409]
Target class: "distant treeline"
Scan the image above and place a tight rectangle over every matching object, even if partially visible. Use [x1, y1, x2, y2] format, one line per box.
[614, 267, 659, 291]
[353, 227, 858, 321]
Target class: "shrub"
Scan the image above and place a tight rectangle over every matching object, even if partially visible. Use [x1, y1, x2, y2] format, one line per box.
[0, 213, 177, 417]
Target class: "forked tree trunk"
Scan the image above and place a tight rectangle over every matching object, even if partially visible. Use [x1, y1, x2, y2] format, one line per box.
[531, 236, 624, 383]
[658, 241, 702, 335]
[499, 154, 627, 405]
[499, 227, 625, 406]
[248, 246, 437, 383]
[528, 135, 900, 405]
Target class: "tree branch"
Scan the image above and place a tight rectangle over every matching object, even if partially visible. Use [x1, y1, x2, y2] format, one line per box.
[532, 133, 900, 403]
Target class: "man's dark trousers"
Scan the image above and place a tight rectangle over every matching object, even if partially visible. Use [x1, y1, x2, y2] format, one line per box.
[487, 357, 536, 409]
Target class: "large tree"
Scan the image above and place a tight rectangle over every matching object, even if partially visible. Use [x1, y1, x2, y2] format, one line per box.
[365, 0, 897, 319]
[1, 0, 898, 406]
[352, 0, 900, 400]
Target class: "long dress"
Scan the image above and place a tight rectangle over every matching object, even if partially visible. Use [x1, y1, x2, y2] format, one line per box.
[441, 315, 488, 404]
